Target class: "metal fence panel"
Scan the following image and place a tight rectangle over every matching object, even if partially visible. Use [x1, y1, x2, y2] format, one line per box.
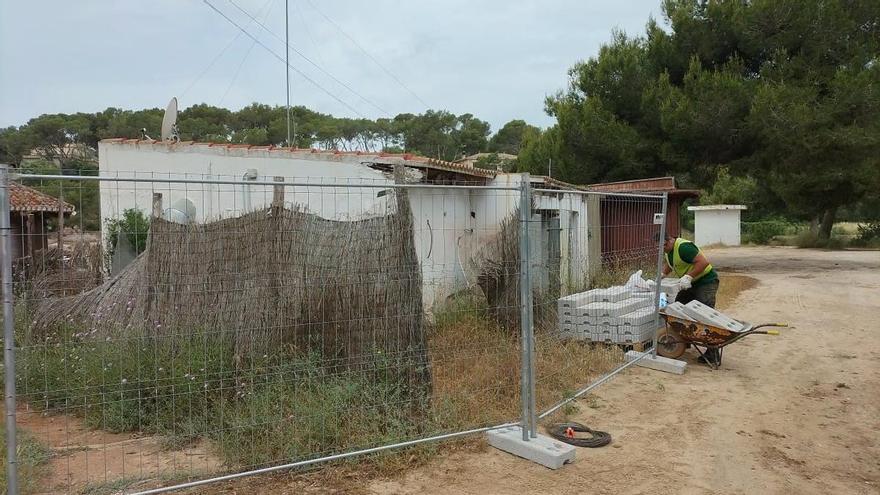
[529, 189, 667, 420]
[1, 170, 666, 494]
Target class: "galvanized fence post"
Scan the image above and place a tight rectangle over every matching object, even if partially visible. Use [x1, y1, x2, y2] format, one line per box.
[518, 173, 535, 441]
[0, 164, 17, 495]
[651, 192, 669, 357]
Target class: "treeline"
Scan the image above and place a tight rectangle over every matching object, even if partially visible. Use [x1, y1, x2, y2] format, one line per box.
[0, 105, 538, 167]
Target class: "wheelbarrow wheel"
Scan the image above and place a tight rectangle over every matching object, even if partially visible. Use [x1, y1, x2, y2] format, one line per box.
[656, 325, 686, 359]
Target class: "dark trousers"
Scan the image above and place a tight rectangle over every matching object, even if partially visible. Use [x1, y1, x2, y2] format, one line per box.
[675, 279, 721, 363]
[675, 279, 719, 308]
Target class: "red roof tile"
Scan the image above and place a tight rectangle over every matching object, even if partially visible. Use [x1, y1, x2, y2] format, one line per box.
[9, 183, 75, 213]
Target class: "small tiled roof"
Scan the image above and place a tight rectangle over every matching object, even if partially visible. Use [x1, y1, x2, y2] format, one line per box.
[586, 176, 700, 197]
[9, 182, 75, 213]
[99, 138, 498, 179]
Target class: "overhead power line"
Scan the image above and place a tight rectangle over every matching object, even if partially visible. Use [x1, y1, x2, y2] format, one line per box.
[203, 0, 366, 118]
[226, 0, 392, 116]
[304, 0, 430, 110]
[220, 0, 277, 105]
[182, 0, 274, 101]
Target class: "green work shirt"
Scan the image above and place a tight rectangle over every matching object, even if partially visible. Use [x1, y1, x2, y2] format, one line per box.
[667, 241, 718, 286]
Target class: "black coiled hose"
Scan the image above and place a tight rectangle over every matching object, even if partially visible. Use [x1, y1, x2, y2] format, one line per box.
[546, 422, 612, 448]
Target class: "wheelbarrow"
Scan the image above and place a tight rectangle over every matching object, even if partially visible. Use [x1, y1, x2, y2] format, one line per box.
[656, 311, 787, 369]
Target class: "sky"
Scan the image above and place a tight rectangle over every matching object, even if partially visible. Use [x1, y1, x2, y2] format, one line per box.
[0, 0, 662, 132]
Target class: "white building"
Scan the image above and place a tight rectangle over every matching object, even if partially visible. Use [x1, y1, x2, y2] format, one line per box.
[98, 139, 601, 310]
[687, 204, 747, 246]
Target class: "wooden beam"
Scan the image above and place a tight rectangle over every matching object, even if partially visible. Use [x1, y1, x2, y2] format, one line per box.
[272, 176, 284, 208]
[152, 193, 163, 219]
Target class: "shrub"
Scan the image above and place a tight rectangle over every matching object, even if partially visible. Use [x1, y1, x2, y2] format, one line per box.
[852, 221, 880, 247]
[742, 221, 790, 244]
[794, 231, 846, 250]
[105, 208, 150, 256]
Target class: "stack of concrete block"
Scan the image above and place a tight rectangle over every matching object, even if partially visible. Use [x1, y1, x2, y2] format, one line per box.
[616, 307, 661, 343]
[557, 286, 663, 344]
[557, 287, 630, 340]
[681, 300, 747, 332]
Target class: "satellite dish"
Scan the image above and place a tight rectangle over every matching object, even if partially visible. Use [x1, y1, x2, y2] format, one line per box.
[161, 97, 180, 143]
[164, 198, 197, 224]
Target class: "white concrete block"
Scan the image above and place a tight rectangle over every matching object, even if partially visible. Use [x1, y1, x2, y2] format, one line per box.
[487, 426, 576, 469]
[618, 322, 659, 343]
[558, 286, 629, 309]
[580, 297, 646, 319]
[617, 307, 658, 326]
[663, 302, 695, 321]
[589, 323, 617, 342]
[625, 350, 687, 375]
[682, 300, 746, 332]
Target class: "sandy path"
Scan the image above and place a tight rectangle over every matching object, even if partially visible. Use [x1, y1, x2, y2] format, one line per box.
[15, 406, 221, 493]
[367, 246, 880, 495]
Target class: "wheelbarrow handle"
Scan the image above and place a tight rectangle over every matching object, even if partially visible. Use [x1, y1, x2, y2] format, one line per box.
[751, 322, 788, 330]
[749, 322, 789, 335]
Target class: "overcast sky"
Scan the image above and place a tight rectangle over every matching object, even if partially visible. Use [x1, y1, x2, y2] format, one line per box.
[0, 0, 661, 132]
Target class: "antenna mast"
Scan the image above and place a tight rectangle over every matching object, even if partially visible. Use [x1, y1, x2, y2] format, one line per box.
[285, 0, 291, 146]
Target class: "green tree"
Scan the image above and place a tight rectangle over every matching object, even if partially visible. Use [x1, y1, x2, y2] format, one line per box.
[18, 160, 101, 230]
[488, 120, 539, 155]
[20, 113, 97, 167]
[0, 126, 29, 165]
[537, 0, 880, 238]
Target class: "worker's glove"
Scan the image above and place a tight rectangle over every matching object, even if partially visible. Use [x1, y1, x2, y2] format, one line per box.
[679, 275, 693, 290]
[644, 279, 656, 290]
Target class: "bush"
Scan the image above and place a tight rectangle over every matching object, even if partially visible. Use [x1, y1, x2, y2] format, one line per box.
[105, 208, 150, 256]
[742, 221, 791, 244]
[852, 221, 880, 247]
[794, 231, 846, 249]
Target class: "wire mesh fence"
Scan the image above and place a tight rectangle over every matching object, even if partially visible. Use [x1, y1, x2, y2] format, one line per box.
[529, 190, 667, 423]
[1, 168, 666, 494]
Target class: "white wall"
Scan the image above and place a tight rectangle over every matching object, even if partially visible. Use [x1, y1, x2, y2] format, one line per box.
[534, 191, 592, 292]
[693, 209, 743, 246]
[99, 143, 596, 310]
[408, 187, 475, 309]
[98, 142, 396, 226]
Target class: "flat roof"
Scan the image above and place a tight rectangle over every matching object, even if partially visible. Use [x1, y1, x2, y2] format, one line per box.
[687, 205, 747, 211]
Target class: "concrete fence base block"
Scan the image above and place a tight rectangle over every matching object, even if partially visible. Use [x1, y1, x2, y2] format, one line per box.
[487, 426, 576, 469]
[625, 350, 687, 375]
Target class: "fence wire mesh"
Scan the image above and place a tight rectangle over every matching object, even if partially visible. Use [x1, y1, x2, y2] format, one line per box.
[529, 190, 667, 424]
[1, 170, 666, 494]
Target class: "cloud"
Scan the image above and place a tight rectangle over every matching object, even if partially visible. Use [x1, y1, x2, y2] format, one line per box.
[0, 0, 660, 131]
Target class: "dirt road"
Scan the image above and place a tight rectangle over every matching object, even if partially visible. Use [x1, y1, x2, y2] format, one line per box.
[368, 246, 880, 495]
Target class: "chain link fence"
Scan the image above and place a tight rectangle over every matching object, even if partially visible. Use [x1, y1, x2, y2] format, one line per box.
[1, 167, 665, 494]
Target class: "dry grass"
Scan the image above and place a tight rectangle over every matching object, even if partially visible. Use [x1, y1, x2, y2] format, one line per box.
[427, 299, 625, 429]
[158, 306, 625, 495]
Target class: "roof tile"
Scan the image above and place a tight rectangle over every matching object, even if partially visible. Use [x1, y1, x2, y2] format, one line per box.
[9, 182, 75, 213]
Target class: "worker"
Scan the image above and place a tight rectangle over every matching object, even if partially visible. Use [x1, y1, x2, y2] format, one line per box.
[657, 232, 721, 365]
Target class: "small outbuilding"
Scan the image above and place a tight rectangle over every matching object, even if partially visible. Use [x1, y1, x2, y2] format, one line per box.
[8, 182, 75, 261]
[687, 204, 747, 246]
